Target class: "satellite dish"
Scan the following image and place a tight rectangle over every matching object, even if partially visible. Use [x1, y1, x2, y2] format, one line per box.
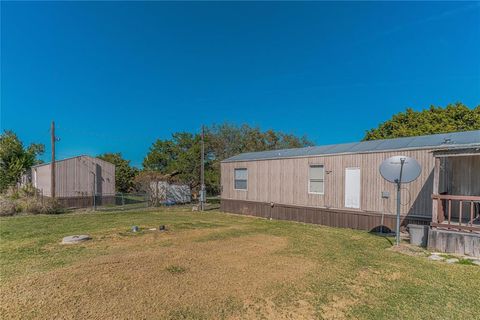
[380, 156, 421, 184]
[379, 155, 422, 247]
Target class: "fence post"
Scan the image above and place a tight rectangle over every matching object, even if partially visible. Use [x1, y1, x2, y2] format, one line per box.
[121, 193, 125, 210]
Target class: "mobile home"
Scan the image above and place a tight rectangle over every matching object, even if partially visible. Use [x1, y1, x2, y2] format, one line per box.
[220, 131, 480, 254]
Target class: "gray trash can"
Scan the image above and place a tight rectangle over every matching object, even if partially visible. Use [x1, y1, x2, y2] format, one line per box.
[408, 224, 429, 247]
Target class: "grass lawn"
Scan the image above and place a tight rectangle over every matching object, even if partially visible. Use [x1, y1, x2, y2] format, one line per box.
[0, 208, 479, 319]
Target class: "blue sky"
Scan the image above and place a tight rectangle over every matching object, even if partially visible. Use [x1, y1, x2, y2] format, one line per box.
[1, 2, 479, 167]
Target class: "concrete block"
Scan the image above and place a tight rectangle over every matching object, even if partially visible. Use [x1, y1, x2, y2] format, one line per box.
[428, 228, 480, 258]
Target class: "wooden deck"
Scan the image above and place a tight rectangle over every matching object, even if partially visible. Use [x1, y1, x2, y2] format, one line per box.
[431, 194, 480, 233]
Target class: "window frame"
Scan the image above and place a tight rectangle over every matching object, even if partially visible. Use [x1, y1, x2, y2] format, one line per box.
[308, 164, 325, 195]
[234, 168, 248, 191]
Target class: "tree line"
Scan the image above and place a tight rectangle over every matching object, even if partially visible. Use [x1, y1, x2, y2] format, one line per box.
[1, 103, 479, 194]
[100, 123, 313, 194]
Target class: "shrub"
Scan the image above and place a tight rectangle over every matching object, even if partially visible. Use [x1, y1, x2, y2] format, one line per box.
[0, 196, 17, 216]
[0, 192, 62, 216]
[19, 184, 37, 197]
[40, 198, 62, 214]
[19, 197, 62, 215]
[4, 187, 20, 200]
[16, 197, 41, 214]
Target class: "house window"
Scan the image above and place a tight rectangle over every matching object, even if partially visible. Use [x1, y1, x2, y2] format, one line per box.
[309, 165, 324, 194]
[234, 168, 248, 190]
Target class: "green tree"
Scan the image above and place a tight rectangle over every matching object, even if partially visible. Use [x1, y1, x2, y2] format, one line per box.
[97, 153, 138, 193]
[143, 123, 313, 195]
[143, 132, 207, 191]
[0, 130, 45, 192]
[364, 103, 480, 140]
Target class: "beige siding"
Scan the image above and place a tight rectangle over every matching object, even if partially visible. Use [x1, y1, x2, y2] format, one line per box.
[32, 156, 115, 197]
[221, 149, 435, 217]
[32, 165, 51, 196]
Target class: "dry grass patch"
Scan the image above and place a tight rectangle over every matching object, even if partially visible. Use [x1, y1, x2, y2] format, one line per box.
[387, 243, 430, 257]
[321, 268, 379, 320]
[1, 209, 479, 319]
[0, 231, 314, 319]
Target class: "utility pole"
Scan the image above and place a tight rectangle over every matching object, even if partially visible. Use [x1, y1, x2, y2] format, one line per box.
[50, 121, 56, 199]
[200, 125, 205, 211]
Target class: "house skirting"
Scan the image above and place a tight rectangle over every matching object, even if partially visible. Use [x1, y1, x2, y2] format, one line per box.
[427, 228, 480, 257]
[220, 199, 431, 232]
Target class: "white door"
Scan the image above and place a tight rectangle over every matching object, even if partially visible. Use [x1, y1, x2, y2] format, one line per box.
[345, 168, 361, 209]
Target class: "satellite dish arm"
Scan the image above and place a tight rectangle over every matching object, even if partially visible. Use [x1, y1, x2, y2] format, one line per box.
[394, 158, 405, 246]
[398, 158, 405, 187]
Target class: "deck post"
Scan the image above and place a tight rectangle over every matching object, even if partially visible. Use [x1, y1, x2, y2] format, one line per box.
[431, 157, 441, 224]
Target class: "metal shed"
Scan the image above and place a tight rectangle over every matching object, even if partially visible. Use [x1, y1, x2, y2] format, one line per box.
[29, 155, 116, 207]
[220, 130, 480, 234]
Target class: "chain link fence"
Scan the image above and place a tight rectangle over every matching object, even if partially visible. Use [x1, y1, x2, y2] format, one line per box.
[57, 192, 201, 212]
[42, 191, 221, 212]
[94, 193, 150, 211]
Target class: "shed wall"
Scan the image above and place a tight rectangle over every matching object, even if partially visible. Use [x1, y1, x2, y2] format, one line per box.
[32, 156, 115, 197]
[221, 149, 435, 218]
[32, 165, 51, 196]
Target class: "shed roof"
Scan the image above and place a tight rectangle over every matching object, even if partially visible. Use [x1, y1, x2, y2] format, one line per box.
[222, 130, 480, 162]
[32, 155, 113, 168]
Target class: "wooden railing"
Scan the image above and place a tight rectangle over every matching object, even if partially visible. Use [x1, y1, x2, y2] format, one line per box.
[431, 194, 480, 232]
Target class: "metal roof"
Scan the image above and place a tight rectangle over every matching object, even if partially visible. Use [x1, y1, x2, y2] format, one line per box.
[31, 155, 110, 168]
[222, 130, 480, 162]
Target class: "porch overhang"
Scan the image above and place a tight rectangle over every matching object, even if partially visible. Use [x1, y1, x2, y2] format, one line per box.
[432, 146, 480, 157]
[431, 147, 480, 233]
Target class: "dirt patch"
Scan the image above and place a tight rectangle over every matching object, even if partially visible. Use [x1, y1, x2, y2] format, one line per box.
[320, 268, 383, 319]
[384, 271, 402, 281]
[387, 243, 430, 257]
[241, 296, 315, 320]
[0, 232, 314, 319]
